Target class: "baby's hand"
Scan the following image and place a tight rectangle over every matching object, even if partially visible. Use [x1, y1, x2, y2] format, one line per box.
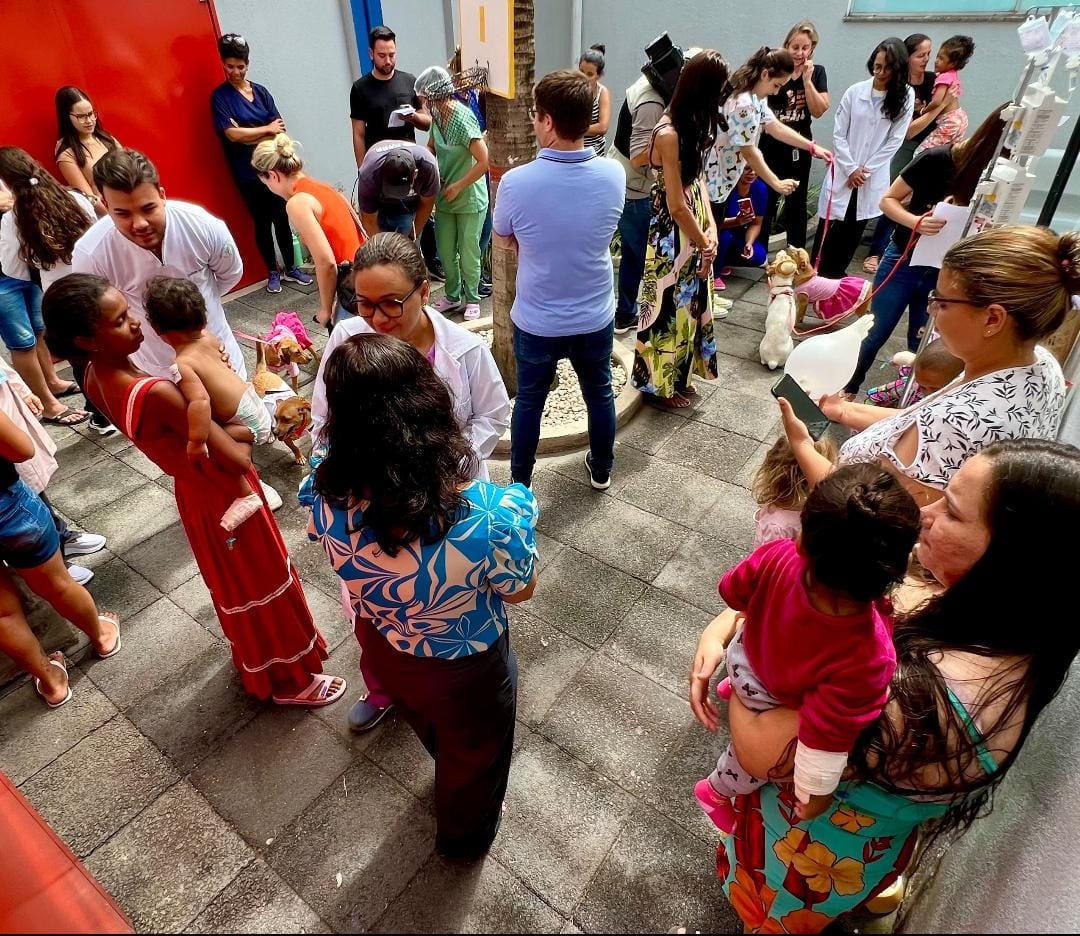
[796, 793, 834, 822]
[186, 440, 210, 461]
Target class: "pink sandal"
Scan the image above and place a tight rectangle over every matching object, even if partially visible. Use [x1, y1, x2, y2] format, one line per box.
[272, 673, 347, 707]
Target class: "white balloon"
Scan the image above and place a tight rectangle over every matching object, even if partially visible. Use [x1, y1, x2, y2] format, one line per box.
[784, 315, 876, 400]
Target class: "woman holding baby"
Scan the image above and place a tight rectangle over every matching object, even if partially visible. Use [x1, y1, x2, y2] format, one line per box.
[42, 273, 346, 708]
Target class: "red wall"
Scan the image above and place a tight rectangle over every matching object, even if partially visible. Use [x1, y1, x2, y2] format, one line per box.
[2, 0, 262, 287]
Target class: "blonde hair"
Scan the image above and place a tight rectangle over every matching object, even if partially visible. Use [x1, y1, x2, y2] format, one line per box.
[251, 132, 304, 176]
[752, 435, 838, 510]
[784, 20, 820, 51]
[943, 226, 1080, 342]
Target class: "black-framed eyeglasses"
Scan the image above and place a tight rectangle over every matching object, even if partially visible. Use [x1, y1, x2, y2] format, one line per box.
[71, 111, 96, 121]
[348, 281, 423, 319]
[927, 291, 987, 312]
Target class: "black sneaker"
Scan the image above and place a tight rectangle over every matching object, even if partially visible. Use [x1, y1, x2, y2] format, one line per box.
[614, 313, 637, 335]
[427, 261, 446, 282]
[89, 412, 118, 436]
[478, 277, 493, 298]
[584, 452, 611, 491]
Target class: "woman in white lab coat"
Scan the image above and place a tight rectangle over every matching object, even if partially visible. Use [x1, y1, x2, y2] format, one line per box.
[811, 38, 914, 278]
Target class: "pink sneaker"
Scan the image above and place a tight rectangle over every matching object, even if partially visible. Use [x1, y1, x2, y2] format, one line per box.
[432, 296, 462, 315]
[463, 303, 482, 321]
[713, 276, 726, 291]
[716, 676, 733, 700]
[720, 266, 733, 277]
[695, 778, 738, 833]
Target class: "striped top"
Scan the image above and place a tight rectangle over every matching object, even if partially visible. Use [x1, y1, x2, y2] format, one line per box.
[584, 90, 605, 155]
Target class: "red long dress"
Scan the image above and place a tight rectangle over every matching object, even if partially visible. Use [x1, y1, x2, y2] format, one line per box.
[92, 373, 327, 698]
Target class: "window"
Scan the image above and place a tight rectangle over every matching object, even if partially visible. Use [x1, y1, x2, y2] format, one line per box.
[848, 0, 1025, 17]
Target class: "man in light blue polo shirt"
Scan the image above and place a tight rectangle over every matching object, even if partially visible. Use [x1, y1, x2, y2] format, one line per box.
[493, 69, 625, 489]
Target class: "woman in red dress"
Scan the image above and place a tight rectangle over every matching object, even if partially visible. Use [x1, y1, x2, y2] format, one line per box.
[42, 273, 344, 705]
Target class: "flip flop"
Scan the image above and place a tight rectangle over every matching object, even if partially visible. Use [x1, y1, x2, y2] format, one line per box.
[34, 655, 72, 708]
[272, 673, 347, 707]
[54, 382, 81, 398]
[96, 612, 122, 659]
[42, 406, 90, 427]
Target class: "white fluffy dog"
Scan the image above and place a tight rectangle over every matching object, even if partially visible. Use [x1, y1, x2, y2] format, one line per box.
[759, 250, 799, 370]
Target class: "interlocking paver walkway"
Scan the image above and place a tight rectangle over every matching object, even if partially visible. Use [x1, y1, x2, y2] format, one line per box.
[0, 260, 908, 933]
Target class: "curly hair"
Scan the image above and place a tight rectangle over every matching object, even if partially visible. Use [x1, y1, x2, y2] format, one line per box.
[0, 147, 92, 270]
[751, 435, 838, 511]
[866, 38, 911, 122]
[313, 334, 475, 555]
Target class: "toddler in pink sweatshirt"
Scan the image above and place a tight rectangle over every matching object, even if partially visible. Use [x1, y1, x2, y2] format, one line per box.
[696, 463, 921, 832]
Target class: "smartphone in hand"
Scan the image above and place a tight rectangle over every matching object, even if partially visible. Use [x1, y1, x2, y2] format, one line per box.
[771, 374, 831, 440]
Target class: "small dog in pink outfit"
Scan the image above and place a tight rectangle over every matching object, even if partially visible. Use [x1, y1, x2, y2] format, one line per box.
[789, 246, 873, 325]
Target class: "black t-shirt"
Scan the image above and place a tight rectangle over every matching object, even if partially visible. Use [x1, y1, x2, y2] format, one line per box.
[910, 71, 938, 146]
[0, 456, 17, 491]
[349, 70, 421, 149]
[893, 145, 955, 251]
[765, 64, 829, 141]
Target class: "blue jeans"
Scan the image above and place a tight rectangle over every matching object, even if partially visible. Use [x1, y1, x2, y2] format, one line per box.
[378, 206, 417, 236]
[0, 275, 44, 351]
[511, 322, 616, 485]
[715, 228, 767, 274]
[868, 217, 895, 259]
[845, 242, 936, 394]
[616, 196, 652, 321]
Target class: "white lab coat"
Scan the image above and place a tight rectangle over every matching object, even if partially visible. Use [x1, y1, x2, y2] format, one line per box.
[72, 200, 245, 379]
[310, 307, 511, 481]
[817, 79, 914, 222]
[0, 190, 95, 292]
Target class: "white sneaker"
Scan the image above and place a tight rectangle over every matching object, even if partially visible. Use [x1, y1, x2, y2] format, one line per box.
[259, 479, 283, 511]
[463, 303, 482, 321]
[64, 531, 107, 557]
[68, 564, 94, 586]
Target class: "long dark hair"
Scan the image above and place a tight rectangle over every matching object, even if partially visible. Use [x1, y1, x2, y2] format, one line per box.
[53, 86, 119, 168]
[866, 38, 911, 122]
[727, 46, 794, 96]
[0, 147, 92, 270]
[666, 50, 729, 187]
[850, 439, 1080, 836]
[948, 104, 1008, 206]
[313, 334, 475, 555]
[41, 273, 113, 361]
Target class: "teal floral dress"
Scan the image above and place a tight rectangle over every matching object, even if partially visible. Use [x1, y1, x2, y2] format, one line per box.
[631, 170, 718, 399]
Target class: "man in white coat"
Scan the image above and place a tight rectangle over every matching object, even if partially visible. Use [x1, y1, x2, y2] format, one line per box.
[72, 148, 246, 380]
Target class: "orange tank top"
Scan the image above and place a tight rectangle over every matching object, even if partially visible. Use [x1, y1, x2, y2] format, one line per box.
[293, 176, 364, 263]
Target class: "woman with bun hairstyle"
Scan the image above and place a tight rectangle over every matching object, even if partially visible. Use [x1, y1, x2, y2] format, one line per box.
[53, 86, 120, 217]
[578, 44, 611, 156]
[252, 134, 364, 329]
[783, 225, 1075, 508]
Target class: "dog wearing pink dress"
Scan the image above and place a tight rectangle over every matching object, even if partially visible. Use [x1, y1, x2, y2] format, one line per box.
[789, 246, 873, 325]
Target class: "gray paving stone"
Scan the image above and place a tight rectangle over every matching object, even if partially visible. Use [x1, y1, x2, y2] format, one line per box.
[530, 468, 610, 543]
[616, 404, 685, 455]
[602, 587, 713, 696]
[83, 597, 217, 710]
[689, 479, 759, 552]
[656, 421, 760, 485]
[122, 522, 199, 593]
[170, 572, 218, 632]
[574, 803, 741, 935]
[733, 440, 774, 491]
[714, 352, 785, 398]
[86, 780, 254, 933]
[307, 637, 390, 750]
[542, 440, 654, 494]
[373, 853, 564, 933]
[186, 859, 329, 934]
[303, 577, 354, 652]
[267, 758, 436, 932]
[191, 707, 354, 846]
[653, 533, 745, 614]
[0, 667, 117, 785]
[714, 321, 772, 363]
[533, 528, 564, 576]
[526, 547, 646, 649]
[692, 386, 781, 441]
[539, 654, 694, 797]
[47, 459, 148, 521]
[561, 496, 690, 583]
[364, 715, 436, 803]
[78, 556, 162, 621]
[117, 444, 165, 481]
[509, 607, 592, 728]
[20, 715, 179, 857]
[612, 458, 724, 533]
[51, 434, 110, 483]
[126, 642, 265, 773]
[77, 481, 180, 554]
[491, 731, 636, 917]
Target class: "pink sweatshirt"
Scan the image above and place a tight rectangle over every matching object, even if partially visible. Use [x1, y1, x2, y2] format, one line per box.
[719, 538, 896, 753]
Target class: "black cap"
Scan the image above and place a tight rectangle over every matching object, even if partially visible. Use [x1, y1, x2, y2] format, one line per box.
[380, 150, 417, 200]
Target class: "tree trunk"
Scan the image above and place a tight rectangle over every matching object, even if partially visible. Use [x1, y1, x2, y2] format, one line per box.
[484, 0, 535, 397]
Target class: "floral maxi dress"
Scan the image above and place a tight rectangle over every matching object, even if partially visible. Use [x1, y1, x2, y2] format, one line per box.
[631, 171, 718, 399]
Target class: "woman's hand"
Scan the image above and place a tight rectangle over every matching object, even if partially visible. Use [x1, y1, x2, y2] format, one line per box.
[778, 397, 812, 447]
[811, 144, 833, 163]
[848, 168, 869, 189]
[776, 178, 799, 196]
[265, 117, 287, 135]
[915, 215, 947, 236]
[741, 242, 755, 260]
[817, 392, 850, 423]
[442, 180, 465, 203]
[689, 610, 741, 732]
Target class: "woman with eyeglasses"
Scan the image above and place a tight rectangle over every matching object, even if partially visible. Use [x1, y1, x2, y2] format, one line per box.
[780, 225, 1072, 508]
[53, 86, 120, 217]
[841, 106, 1006, 399]
[308, 232, 509, 732]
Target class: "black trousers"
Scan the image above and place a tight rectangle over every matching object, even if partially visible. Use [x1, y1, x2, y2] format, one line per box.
[758, 143, 814, 252]
[236, 179, 293, 275]
[356, 618, 517, 857]
[810, 189, 870, 279]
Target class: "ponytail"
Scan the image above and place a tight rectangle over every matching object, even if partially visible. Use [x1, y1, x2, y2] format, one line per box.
[251, 132, 304, 176]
